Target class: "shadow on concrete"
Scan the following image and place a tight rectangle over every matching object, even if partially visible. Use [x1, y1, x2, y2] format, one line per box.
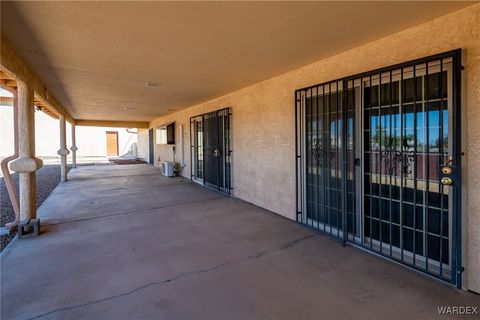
[0, 164, 71, 251]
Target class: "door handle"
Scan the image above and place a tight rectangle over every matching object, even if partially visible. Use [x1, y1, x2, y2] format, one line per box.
[443, 158, 453, 166]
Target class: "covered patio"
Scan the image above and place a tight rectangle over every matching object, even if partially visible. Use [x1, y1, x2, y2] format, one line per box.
[2, 2, 480, 318]
[1, 164, 478, 319]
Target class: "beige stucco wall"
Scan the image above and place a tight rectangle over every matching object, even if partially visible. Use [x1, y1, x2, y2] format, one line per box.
[75, 126, 137, 157]
[1, 106, 64, 157]
[150, 5, 480, 292]
[0, 106, 138, 158]
[137, 128, 149, 162]
[0, 101, 15, 158]
[152, 132, 176, 165]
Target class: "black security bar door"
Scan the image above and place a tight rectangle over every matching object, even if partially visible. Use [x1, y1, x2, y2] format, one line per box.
[190, 108, 232, 194]
[296, 50, 463, 287]
[148, 128, 154, 165]
[203, 110, 222, 189]
[297, 81, 349, 237]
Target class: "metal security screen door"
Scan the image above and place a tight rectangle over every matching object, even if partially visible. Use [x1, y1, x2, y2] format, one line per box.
[148, 128, 154, 165]
[298, 80, 352, 237]
[191, 108, 232, 194]
[295, 50, 463, 286]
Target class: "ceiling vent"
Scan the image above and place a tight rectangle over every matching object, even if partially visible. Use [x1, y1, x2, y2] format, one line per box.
[145, 82, 161, 88]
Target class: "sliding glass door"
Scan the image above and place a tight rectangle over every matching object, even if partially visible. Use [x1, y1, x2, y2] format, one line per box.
[359, 63, 452, 277]
[296, 50, 462, 286]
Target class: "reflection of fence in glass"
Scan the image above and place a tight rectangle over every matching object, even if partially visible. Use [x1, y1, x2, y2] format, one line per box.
[296, 52, 459, 285]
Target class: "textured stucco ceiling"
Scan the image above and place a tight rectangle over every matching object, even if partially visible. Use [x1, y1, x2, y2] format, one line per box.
[1, 1, 475, 122]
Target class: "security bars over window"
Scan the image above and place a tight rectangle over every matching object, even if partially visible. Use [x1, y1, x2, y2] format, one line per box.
[295, 49, 462, 287]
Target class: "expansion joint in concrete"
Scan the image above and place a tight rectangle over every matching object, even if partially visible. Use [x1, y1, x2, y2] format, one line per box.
[26, 234, 315, 320]
[43, 196, 226, 227]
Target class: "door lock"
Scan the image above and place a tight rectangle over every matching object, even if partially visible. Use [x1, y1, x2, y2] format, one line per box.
[441, 177, 453, 186]
[440, 158, 457, 186]
[213, 149, 221, 157]
[441, 166, 453, 175]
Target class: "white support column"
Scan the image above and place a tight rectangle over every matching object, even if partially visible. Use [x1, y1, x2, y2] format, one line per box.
[10, 81, 43, 221]
[57, 114, 69, 182]
[70, 123, 78, 168]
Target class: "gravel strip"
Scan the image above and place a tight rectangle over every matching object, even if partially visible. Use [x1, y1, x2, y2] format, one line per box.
[1, 164, 71, 251]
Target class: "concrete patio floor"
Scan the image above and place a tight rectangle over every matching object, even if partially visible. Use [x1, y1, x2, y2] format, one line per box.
[1, 164, 478, 320]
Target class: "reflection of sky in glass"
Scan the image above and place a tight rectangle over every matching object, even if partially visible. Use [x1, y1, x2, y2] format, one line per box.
[370, 109, 448, 151]
[347, 119, 354, 149]
[330, 119, 342, 149]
